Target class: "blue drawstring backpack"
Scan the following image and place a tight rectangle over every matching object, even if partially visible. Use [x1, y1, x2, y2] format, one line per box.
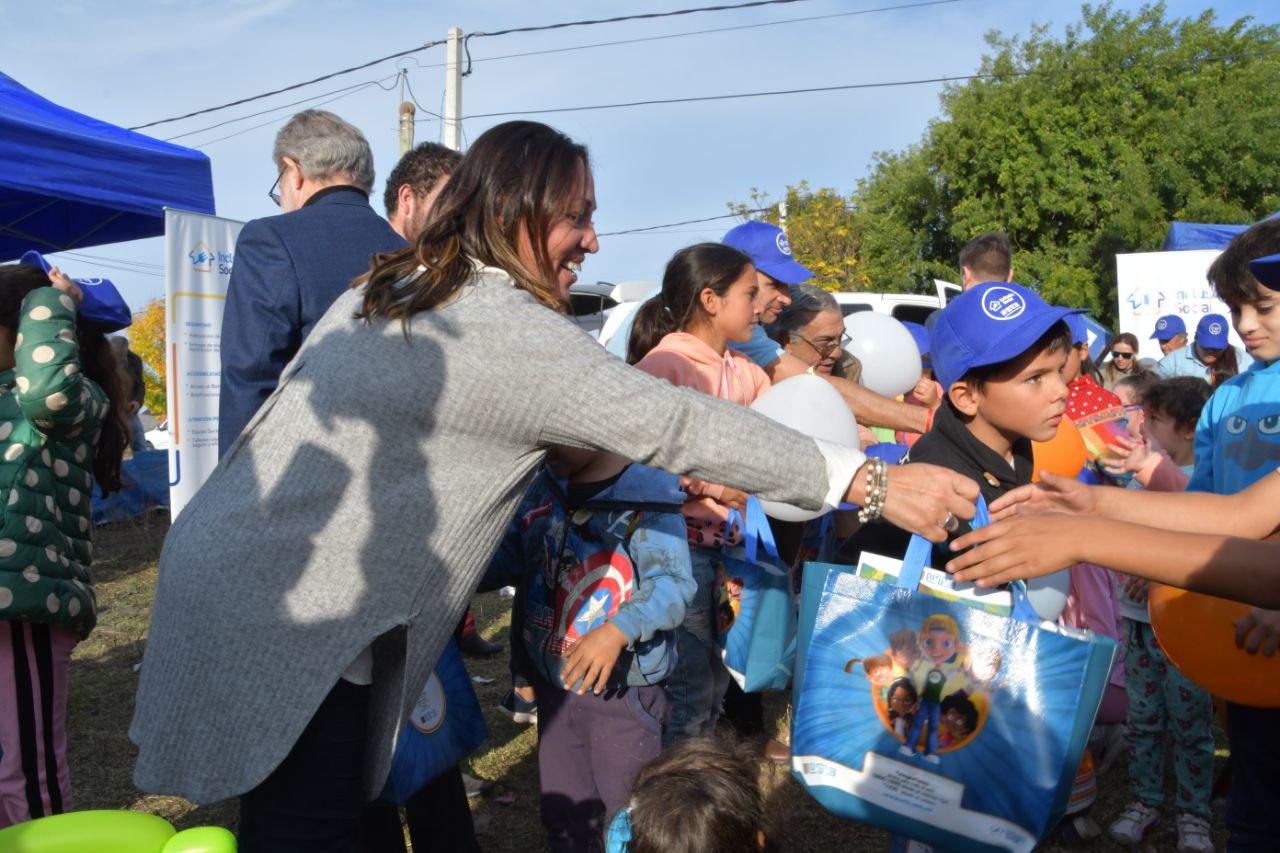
[715, 496, 797, 692]
[18, 250, 133, 332]
[379, 640, 488, 804]
[791, 499, 1116, 851]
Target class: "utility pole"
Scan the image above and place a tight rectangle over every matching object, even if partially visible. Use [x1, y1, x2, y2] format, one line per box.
[396, 70, 417, 157]
[443, 26, 463, 151]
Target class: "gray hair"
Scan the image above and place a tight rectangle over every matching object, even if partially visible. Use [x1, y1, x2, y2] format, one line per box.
[272, 109, 375, 193]
[766, 282, 840, 343]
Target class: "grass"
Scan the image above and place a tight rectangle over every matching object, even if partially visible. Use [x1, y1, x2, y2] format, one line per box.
[70, 513, 1229, 850]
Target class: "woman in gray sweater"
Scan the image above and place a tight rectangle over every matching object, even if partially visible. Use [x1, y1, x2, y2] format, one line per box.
[130, 121, 978, 851]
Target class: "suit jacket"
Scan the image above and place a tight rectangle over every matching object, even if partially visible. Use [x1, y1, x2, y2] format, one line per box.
[218, 187, 405, 455]
[131, 266, 855, 804]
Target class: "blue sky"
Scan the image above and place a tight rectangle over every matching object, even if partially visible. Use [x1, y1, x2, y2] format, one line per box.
[3, 0, 1275, 312]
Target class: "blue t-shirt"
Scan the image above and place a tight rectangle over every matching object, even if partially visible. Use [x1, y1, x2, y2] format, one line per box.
[1156, 345, 1254, 382]
[727, 324, 785, 369]
[1187, 358, 1280, 496]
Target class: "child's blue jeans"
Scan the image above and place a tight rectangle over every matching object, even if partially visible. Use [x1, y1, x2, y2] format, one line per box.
[664, 547, 730, 746]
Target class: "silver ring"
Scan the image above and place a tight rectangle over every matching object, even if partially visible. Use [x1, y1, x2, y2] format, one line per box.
[941, 513, 959, 532]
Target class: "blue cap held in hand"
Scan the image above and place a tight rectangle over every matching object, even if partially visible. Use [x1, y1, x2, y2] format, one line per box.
[901, 320, 931, 365]
[929, 282, 1084, 390]
[1196, 313, 1229, 350]
[1248, 252, 1280, 290]
[722, 221, 813, 285]
[18, 251, 132, 333]
[1150, 314, 1186, 341]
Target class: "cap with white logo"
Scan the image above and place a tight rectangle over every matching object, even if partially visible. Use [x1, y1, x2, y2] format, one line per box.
[930, 281, 1084, 389]
[1196, 313, 1229, 350]
[722, 221, 813, 285]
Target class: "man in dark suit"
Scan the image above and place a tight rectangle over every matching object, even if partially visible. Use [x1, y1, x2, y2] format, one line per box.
[218, 109, 405, 457]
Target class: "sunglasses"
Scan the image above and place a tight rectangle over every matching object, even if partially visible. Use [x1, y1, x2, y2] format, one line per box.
[1112, 351, 1135, 360]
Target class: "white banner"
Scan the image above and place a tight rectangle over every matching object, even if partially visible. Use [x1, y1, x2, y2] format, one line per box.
[164, 208, 243, 517]
[1115, 250, 1242, 362]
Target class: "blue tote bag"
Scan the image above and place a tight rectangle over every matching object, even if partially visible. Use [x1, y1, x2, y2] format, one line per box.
[715, 496, 798, 692]
[791, 511, 1116, 851]
[380, 639, 488, 804]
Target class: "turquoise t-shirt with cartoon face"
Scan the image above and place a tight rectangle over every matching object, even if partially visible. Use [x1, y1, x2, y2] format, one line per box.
[1187, 359, 1280, 496]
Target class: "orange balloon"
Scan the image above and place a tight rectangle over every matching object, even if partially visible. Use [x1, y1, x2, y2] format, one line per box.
[1031, 418, 1088, 483]
[1148, 584, 1280, 707]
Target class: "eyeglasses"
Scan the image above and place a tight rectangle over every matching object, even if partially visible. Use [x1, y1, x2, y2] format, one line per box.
[1112, 351, 1135, 360]
[793, 331, 851, 357]
[268, 171, 283, 207]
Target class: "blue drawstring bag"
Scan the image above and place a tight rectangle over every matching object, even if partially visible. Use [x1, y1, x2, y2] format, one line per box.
[715, 496, 797, 692]
[379, 639, 488, 804]
[791, 503, 1116, 851]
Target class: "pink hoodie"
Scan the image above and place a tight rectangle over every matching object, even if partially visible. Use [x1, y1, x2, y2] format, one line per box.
[635, 332, 771, 547]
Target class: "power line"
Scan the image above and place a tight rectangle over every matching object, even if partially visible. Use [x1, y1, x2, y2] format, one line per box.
[188, 81, 394, 149]
[469, 0, 820, 40]
[164, 73, 400, 142]
[413, 0, 968, 125]
[462, 49, 1280, 120]
[57, 251, 165, 270]
[130, 0, 827, 132]
[597, 208, 768, 236]
[130, 39, 446, 131]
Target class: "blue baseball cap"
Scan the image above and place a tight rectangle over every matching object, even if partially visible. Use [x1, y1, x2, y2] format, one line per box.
[1150, 314, 1186, 341]
[1248, 252, 1280, 290]
[901, 321, 931, 364]
[1196, 313, 1229, 350]
[722, 221, 813, 285]
[929, 282, 1084, 390]
[1064, 313, 1088, 346]
[17, 251, 132, 333]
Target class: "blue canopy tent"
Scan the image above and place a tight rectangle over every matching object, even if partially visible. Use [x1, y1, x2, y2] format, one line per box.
[1162, 212, 1280, 251]
[0, 71, 215, 261]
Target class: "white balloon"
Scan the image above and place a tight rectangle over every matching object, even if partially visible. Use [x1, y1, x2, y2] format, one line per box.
[1024, 569, 1071, 621]
[843, 312, 923, 398]
[749, 375, 859, 521]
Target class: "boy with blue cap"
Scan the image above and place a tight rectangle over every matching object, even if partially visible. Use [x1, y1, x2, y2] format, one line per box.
[1156, 313, 1253, 383]
[845, 282, 1078, 558]
[720, 221, 930, 435]
[1150, 314, 1188, 357]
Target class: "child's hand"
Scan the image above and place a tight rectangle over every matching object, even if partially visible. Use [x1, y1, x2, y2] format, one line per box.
[1100, 436, 1151, 477]
[561, 621, 628, 695]
[1123, 575, 1149, 602]
[1234, 607, 1280, 657]
[719, 487, 749, 514]
[911, 377, 941, 409]
[48, 267, 83, 307]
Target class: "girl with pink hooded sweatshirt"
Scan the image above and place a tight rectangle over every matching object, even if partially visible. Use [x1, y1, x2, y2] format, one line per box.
[628, 243, 769, 744]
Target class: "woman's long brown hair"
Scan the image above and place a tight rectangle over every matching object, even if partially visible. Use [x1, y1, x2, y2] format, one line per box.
[358, 121, 589, 326]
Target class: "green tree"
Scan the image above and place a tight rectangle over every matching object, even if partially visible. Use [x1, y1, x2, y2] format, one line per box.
[129, 299, 167, 418]
[729, 183, 863, 292]
[737, 4, 1280, 320]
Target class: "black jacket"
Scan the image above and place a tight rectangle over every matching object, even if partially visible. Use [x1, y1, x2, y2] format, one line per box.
[838, 403, 1034, 564]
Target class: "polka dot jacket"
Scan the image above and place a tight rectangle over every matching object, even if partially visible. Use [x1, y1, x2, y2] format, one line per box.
[0, 287, 106, 638]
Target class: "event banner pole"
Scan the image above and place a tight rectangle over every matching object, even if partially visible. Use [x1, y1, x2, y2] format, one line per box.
[163, 208, 243, 518]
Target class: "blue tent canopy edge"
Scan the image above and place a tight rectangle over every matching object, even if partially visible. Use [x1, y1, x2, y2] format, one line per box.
[0, 71, 215, 261]
[1162, 212, 1280, 251]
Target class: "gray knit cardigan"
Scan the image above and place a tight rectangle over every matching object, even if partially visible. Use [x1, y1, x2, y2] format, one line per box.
[129, 267, 833, 803]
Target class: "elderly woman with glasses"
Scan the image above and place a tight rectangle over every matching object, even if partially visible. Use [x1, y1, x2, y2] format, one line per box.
[765, 283, 858, 380]
[1100, 332, 1142, 392]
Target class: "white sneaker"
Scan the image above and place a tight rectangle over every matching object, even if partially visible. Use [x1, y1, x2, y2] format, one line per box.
[924, 753, 941, 765]
[1109, 801, 1160, 845]
[498, 585, 517, 597]
[898, 745, 915, 758]
[1175, 813, 1213, 853]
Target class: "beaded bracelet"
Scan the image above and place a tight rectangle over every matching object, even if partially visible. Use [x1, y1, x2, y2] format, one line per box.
[857, 457, 889, 523]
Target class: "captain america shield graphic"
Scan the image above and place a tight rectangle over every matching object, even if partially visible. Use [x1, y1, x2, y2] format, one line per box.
[556, 551, 635, 645]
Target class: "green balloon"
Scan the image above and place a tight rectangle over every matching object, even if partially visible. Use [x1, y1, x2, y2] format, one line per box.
[0, 809, 176, 851]
[162, 826, 237, 853]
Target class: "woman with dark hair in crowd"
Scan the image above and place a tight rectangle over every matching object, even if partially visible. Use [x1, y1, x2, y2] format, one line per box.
[0, 263, 128, 828]
[129, 120, 978, 851]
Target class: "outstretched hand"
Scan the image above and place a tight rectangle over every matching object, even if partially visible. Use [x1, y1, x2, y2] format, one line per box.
[986, 471, 1098, 522]
[848, 462, 979, 543]
[1235, 607, 1280, 657]
[944, 513, 1083, 587]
